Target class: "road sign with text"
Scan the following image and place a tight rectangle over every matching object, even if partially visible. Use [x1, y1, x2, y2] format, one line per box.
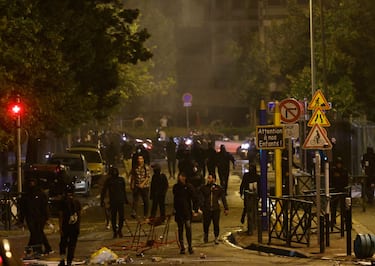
[256, 125, 285, 150]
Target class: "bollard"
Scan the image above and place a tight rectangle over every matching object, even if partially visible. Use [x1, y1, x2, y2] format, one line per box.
[325, 213, 330, 247]
[346, 197, 352, 255]
[257, 198, 263, 243]
[320, 215, 325, 253]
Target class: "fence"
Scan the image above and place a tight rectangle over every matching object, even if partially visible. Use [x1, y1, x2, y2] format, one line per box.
[268, 196, 313, 247]
[0, 192, 19, 230]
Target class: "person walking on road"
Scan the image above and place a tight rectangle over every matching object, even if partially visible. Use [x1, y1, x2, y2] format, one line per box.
[216, 144, 235, 195]
[121, 141, 134, 182]
[362, 147, 375, 203]
[101, 167, 129, 238]
[173, 172, 199, 255]
[130, 155, 151, 219]
[199, 173, 228, 244]
[330, 157, 349, 224]
[239, 164, 259, 235]
[19, 177, 52, 255]
[149, 164, 169, 219]
[58, 183, 81, 266]
[166, 137, 177, 179]
[205, 141, 217, 175]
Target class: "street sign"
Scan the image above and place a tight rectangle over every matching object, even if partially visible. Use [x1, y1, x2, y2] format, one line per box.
[267, 101, 276, 114]
[307, 108, 331, 127]
[182, 92, 192, 107]
[302, 124, 332, 150]
[308, 89, 331, 110]
[279, 98, 302, 123]
[283, 123, 299, 139]
[256, 125, 285, 150]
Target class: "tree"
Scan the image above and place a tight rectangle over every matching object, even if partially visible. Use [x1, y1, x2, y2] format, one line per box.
[0, 0, 152, 142]
[229, 33, 272, 128]
[121, 1, 177, 122]
[266, 0, 375, 120]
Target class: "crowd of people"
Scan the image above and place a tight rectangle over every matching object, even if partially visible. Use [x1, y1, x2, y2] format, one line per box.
[100, 138, 235, 254]
[106, 136, 232, 253]
[18, 134, 375, 259]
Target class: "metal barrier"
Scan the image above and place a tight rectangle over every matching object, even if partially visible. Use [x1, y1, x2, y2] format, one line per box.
[268, 196, 313, 247]
[295, 192, 346, 235]
[293, 171, 312, 195]
[0, 192, 19, 230]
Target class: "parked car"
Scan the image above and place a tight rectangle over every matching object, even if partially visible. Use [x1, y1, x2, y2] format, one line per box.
[67, 145, 106, 183]
[48, 152, 92, 196]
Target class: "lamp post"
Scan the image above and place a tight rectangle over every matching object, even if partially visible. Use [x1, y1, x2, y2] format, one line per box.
[15, 95, 22, 193]
[10, 95, 22, 193]
[310, 0, 316, 96]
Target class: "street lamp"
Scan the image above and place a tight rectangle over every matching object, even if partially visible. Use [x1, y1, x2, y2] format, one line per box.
[9, 95, 22, 193]
[310, 0, 316, 96]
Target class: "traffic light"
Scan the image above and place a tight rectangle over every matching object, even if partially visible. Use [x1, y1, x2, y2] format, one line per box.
[11, 104, 21, 115]
[8, 103, 22, 116]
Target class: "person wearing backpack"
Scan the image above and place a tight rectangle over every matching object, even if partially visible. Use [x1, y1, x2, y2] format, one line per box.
[58, 183, 81, 266]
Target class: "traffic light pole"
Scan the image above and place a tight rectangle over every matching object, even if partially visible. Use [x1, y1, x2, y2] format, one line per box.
[16, 95, 22, 193]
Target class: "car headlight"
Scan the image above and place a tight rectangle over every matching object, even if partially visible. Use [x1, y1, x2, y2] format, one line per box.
[241, 143, 250, 150]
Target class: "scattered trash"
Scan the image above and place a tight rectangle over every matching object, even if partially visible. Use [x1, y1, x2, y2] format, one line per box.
[151, 256, 162, 262]
[200, 253, 207, 259]
[90, 247, 118, 264]
[126, 256, 134, 263]
[116, 258, 125, 264]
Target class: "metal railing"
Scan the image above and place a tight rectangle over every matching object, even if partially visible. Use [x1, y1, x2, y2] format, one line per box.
[268, 196, 313, 247]
[0, 192, 19, 230]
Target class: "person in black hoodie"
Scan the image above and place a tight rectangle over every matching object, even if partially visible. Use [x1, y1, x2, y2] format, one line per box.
[199, 173, 228, 244]
[101, 167, 129, 238]
[19, 177, 52, 255]
[216, 144, 235, 195]
[330, 157, 349, 224]
[239, 164, 259, 235]
[149, 164, 169, 219]
[58, 183, 81, 266]
[173, 172, 199, 255]
[362, 147, 375, 203]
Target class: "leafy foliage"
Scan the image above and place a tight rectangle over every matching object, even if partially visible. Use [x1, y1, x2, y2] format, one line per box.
[0, 0, 152, 143]
[229, 33, 271, 127]
[267, 0, 375, 120]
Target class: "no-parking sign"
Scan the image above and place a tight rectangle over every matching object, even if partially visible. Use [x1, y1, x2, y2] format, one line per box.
[279, 98, 302, 123]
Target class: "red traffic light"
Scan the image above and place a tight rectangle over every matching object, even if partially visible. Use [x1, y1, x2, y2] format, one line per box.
[9, 103, 22, 116]
[12, 104, 21, 114]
